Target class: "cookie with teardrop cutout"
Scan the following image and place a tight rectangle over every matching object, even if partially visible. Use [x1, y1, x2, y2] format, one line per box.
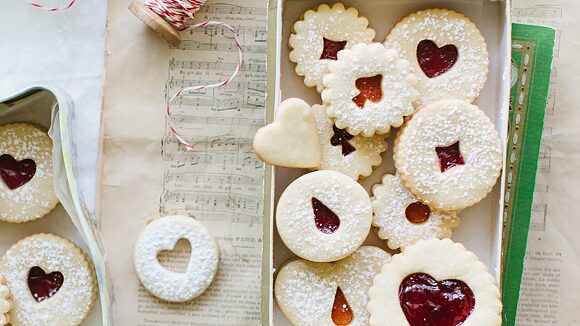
[275, 246, 389, 326]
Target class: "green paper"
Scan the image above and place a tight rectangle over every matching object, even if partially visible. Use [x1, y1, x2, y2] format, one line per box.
[502, 23, 555, 326]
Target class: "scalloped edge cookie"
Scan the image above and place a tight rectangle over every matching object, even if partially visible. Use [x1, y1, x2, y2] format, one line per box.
[0, 273, 12, 326]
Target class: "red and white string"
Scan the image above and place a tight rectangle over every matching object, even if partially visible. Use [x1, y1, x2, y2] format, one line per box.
[144, 0, 207, 30]
[24, 0, 76, 11]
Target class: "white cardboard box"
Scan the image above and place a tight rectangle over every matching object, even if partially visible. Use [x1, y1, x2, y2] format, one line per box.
[267, 0, 511, 324]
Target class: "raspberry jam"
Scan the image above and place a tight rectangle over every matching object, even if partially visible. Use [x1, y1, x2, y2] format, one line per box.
[399, 273, 475, 326]
[352, 75, 383, 108]
[330, 125, 356, 156]
[312, 197, 340, 234]
[0, 154, 36, 190]
[331, 287, 353, 325]
[435, 141, 465, 173]
[28, 266, 64, 303]
[416, 40, 458, 78]
[405, 202, 431, 224]
[320, 38, 347, 60]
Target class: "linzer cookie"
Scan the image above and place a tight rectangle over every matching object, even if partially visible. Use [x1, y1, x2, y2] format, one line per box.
[275, 246, 389, 326]
[385, 9, 489, 107]
[0, 123, 59, 223]
[0, 234, 97, 326]
[367, 239, 502, 326]
[276, 170, 372, 262]
[0, 273, 11, 326]
[394, 100, 502, 212]
[289, 3, 375, 92]
[312, 104, 387, 179]
[371, 174, 459, 250]
[321, 43, 419, 136]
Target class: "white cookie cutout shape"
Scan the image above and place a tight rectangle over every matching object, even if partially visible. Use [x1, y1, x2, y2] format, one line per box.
[312, 104, 387, 179]
[322, 43, 419, 136]
[254, 98, 321, 168]
[289, 3, 375, 92]
[0, 123, 59, 223]
[275, 246, 390, 326]
[385, 8, 489, 107]
[134, 215, 219, 302]
[0, 273, 12, 326]
[371, 174, 459, 250]
[276, 170, 372, 262]
[394, 99, 502, 212]
[0, 234, 97, 326]
[367, 238, 502, 326]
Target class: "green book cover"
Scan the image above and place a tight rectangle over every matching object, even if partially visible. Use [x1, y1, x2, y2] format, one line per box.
[502, 23, 555, 325]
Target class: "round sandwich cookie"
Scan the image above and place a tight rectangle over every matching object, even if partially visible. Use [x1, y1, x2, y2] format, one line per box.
[312, 104, 387, 180]
[275, 246, 390, 326]
[367, 238, 502, 326]
[134, 215, 219, 302]
[0, 123, 59, 223]
[394, 100, 502, 212]
[0, 273, 12, 326]
[276, 170, 372, 262]
[321, 43, 419, 136]
[0, 234, 97, 326]
[371, 174, 459, 250]
[289, 3, 375, 92]
[385, 8, 489, 107]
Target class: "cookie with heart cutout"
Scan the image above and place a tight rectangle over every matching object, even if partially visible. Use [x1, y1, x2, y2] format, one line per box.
[385, 8, 489, 107]
[275, 246, 390, 326]
[0, 123, 59, 223]
[321, 43, 419, 137]
[0, 234, 97, 326]
[289, 3, 376, 93]
[0, 273, 12, 326]
[371, 174, 460, 250]
[276, 170, 372, 263]
[393, 99, 502, 212]
[134, 215, 219, 302]
[254, 98, 322, 168]
[311, 104, 387, 180]
[368, 238, 502, 326]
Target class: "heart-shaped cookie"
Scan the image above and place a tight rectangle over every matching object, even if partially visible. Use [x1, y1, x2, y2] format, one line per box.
[0, 154, 36, 190]
[417, 40, 459, 78]
[275, 246, 390, 326]
[253, 98, 321, 168]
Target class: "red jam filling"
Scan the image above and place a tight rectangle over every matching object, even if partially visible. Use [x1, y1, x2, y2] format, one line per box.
[435, 141, 465, 173]
[330, 125, 356, 156]
[312, 197, 340, 234]
[320, 38, 347, 60]
[28, 266, 64, 303]
[399, 273, 475, 326]
[332, 287, 353, 325]
[417, 40, 459, 78]
[405, 202, 431, 224]
[352, 75, 383, 108]
[0, 154, 36, 190]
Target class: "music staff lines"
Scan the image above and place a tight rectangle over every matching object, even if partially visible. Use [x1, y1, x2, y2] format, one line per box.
[173, 40, 266, 53]
[186, 25, 267, 41]
[168, 78, 265, 93]
[200, 4, 267, 16]
[164, 172, 261, 186]
[170, 59, 266, 73]
[168, 115, 264, 126]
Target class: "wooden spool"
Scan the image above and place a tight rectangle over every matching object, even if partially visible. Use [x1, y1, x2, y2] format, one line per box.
[128, 1, 182, 47]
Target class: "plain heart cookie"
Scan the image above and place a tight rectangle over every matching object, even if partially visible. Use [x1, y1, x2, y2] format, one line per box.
[253, 98, 322, 168]
[367, 239, 502, 326]
[275, 246, 390, 326]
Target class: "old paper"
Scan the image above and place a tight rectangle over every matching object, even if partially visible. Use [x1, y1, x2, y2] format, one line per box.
[512, 1, 580, 325]
[101, 0, 267, 325]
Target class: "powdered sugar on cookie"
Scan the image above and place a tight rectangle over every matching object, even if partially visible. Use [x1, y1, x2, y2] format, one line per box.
[0, 274, 11, 326]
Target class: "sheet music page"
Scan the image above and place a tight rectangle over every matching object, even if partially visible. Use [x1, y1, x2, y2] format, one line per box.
[512, 1, 580, 325]
[101, 0, 267, 324]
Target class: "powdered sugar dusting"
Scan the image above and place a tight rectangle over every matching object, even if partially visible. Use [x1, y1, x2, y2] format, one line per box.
[0, 273, 12, 325]
[371, 174, 459, 250]
[0, 234, 97, 326]
[289, 3, 375, 92]
[394, 100, 502, 211]
[134, 215, 219, 302]
[384, 8, 489, 107]
[276, 170, 372, 262]
[275, 246, 390, 325]
[0, 123, 58, 223]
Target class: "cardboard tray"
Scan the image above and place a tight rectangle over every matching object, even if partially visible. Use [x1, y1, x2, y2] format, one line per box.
[0, 88, 112, 326]
[264, 0, 511, 324]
